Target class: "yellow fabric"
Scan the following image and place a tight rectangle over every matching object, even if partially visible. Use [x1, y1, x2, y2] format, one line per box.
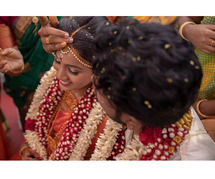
[196, 16, 215, 100]
[133, 16, 177, 25]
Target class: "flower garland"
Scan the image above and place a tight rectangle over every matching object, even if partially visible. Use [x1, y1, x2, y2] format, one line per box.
[90, 119, 125, 160]
[24, 67, 126, 160]
[24, 67, 192, 161]
[116, 110, 193, 160]
[69, 102, 105, 160]
[50, 86, 98, 160]
[25, 67, 57, 159]
[107, 128, 126, 160]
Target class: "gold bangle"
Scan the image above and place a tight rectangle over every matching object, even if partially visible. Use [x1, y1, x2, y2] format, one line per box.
[19, 145, 30, 156]
[10, 64, 25, 74]
[196, 99, 211, 118]
[179, 21, 196, 41]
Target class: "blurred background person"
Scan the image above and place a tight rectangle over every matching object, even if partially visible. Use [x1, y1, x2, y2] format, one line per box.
[177, 16, 215, 141]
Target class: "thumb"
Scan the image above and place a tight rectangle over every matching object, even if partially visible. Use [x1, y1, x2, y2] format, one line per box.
[205, 24, 215, 31]
[49, 16, 59, 27]
[39, 16, 49, 27]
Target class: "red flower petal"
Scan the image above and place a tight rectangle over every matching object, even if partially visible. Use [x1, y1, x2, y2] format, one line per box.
[25, 118, 36, 131]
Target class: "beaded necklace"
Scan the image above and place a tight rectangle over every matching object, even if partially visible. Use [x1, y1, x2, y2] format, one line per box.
[116, 110, 192, 160]
[25, 72, 126, 160]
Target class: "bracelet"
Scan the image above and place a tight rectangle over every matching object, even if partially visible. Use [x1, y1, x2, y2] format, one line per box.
[196, 99, 211, 119]
[179, 21, 196, 41]
[10, 64, 25, 74]
[19, 142, 30, 156]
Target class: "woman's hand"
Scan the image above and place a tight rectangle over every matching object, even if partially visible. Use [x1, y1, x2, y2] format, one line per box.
[38, 16, 73, 53]
[183, 24, 215, 54]
[0, 47, 24, 75]
[21, 147, 42, 160]
[193, 99, 215, 120]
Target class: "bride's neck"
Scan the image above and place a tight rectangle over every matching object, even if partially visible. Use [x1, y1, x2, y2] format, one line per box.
[71, 83, 92, 101]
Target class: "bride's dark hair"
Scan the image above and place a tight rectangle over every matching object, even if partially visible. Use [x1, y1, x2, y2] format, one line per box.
[58, 16, 107, 63]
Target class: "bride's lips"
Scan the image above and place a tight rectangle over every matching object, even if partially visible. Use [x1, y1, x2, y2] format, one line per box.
[59, 80, 71, 86]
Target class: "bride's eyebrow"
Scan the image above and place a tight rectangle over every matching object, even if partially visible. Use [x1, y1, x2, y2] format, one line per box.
[67, 64, 83, 70]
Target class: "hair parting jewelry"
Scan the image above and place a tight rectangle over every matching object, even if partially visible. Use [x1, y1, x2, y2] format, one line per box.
[70, 46, 92, 68]
[58, 25, 93, 68]
[59, 45, 92, 68]
[60, 46, 71, 55]
[71, 25, 87, 37]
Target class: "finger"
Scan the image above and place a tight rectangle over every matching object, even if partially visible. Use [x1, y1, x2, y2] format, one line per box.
[201, 45, 215, 54]
[49, 36, 73, 44]
[54, 42, 67, 50]
[40, 27, 69, 38]
[44, 42, 67, 53]
[0, 48, 2, 53]
[205, 24, 215, 31]
[49, 16, 59, 27]
[41, 43, 56, 53]
[0, 60, 7, 68]
[207, 29, 215, 40]
[39, 16, 49, 27]
[0, 48, 13, 56]
[208, 38, 215, 47]
[0, 66, 8, 73]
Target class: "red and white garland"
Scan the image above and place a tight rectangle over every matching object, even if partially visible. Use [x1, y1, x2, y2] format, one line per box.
[115, 114, 192, 160]
[24, 67, 126, 160]
[25, 67, 191, 161]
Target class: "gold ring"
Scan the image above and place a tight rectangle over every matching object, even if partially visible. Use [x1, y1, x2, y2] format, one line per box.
[45, 36, 51, 44]
[211, 40, 214, 46]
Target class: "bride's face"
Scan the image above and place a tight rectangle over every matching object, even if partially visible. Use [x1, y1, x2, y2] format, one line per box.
[53, 48, 93, 92]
